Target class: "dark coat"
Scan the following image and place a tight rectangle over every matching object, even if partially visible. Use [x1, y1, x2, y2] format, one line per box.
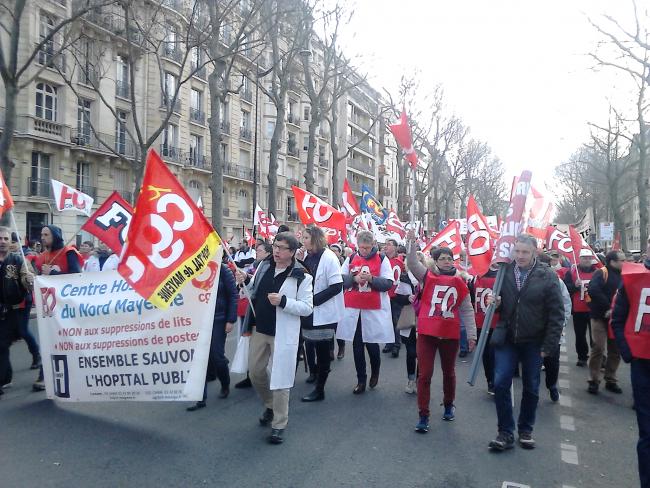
[496, 260, 565, 355]
[214, 265, 238, 326]
[587, 265, 622, 320]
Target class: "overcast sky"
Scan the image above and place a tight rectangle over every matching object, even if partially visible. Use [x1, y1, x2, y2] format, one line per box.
[336, 0, 639, 194]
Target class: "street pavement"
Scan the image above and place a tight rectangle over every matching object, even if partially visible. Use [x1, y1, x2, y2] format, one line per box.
[0, 319, 640, 488]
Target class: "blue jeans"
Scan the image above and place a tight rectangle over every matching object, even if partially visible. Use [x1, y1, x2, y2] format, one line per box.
[631, 359, 650, 488]
[459, 326, 468, 354]
[494, 341, 542, 435]
[19, 296, 39, 358]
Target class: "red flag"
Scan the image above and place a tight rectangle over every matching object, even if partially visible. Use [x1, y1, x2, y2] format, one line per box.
[51, 179, 94, 216]
[292, 186, 346, 231]
[423, 220, 463, 261]
[612, 232, 621, 251]
[245, 228, 255, 247]
[386, 208, 406, 238]
[388, 109, 418, 169]
[569, 224, 601, 267]
[495, 171, 532, 264]
[546, 226, 574, 263]
[254, 205, 271, 239]
[118, 150, 221, 309]
[341, 179, 360, 222]
[466, 195, 493, 276]
[81, 191, 133, 254]
[0, 170, 14, 219]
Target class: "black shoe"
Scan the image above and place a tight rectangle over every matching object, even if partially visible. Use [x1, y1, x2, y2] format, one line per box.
[489, 432, 514, 451]
[391, 347, 400, 358]
[382, 345, 392, 353]
[353, 383, 366, 395]
[337, 345, 345, 360]
[549, 387, 560, 402]
[268, 428, 284, 444]
[259, 408, 274, 426]
[301, 389, 325, 402]
[305, 373, 317, 384]
[186, 401, 206, 411]
[487, 383, 495, 396]
[218, 387, 230, 399]
[235, 377, 252, 389]
[30, 355, 42, 370]
[518, 431, 536, 449]
[369, 374, 379, 389]
[458, 350, 468, 358]
[605, 382, 623, 394]
[576, 360, 587, 367]
[587, 380, 599, 394]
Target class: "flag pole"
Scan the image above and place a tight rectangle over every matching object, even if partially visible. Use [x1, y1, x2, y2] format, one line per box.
[8, 209, 27, 263]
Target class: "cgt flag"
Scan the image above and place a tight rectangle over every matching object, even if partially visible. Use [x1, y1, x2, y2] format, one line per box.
[51, 179, 94, 216]
[118, 150, 221, 309]
[360, 184, 388, 224]
[388, 109, 418, 169]
[81, 191, 133, 255]
[386, 209, 406, 238]
[0, 170, 14, 219]
[292, 186, 346, 231]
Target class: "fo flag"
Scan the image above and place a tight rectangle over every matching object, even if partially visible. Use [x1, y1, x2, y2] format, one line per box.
[0, 170, 14, 218]
[569, 225, 601, 267]
[423, 220, 463, 261]
[118, 150, 221, 309]
[386, 209, 406, 238]
[81, 191, 133, 254]
[495, 171, 532, 264]
[51, 179, 94, 216]
[292, 186, 346, 231]
[341, 179, 360, 222]
[546, 226, 574, 263]
[388, 109, 418, 169]
[254, 205, 272, 239]
[466, 196, 494, 276]
[360, 184, 388, 224]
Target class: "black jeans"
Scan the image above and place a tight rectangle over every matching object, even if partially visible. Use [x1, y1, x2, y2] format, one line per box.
[572, 312, 592, 361]
[305, 340, 316, 374]
[18, 296, 39, 358]
[390, 299, 404, 348]
[202, 319, 230, 401]
[631, 359, 650, 488]
[306, 339, 332, 391]
[478, 327, 495, 386]
[401, 327, 417, 378]
[353, 317, 380, 383]
[0, 310, 19, 386]
[543, 343, 561, 389]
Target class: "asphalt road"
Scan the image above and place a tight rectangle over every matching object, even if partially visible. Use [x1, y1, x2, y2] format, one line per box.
[0, 319, 640, 488]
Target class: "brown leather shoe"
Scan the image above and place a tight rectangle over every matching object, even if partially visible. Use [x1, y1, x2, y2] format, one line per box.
[353, 383, 366, 394]
[369, 374, 379, 389]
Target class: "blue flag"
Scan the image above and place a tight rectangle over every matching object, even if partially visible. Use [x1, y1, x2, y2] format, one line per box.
[360, 184, 388, 224]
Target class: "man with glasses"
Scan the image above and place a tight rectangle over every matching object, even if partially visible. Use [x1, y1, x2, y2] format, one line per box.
[586, 250, 625, 395]
[240, 232, 313, 445]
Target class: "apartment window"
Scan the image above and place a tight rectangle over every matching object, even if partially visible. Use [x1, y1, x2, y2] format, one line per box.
[76, 161, 91, 192]
[241, 110, 250, 130]
[38, 12, 55, 64]
[79, 37, 95, 84]
[242, 76, 250, 93]
[77, 98, 92, 142]
[164, 72, 177, 102]
[187, 180, 201, 203]
[31, 152, 51, 197]
[116, 55, 130, 98]
[189, 134, 203, 164]
[115, 111, 128, 154]
[165, 23, 177, 53]
[286, 196, 294, 217]
[220, 143, 228, 162]
[266, 121, 275, 138]
[238, 189, 248, 211]
[190, 46, 201, 69]
[163, 123, 179, 149]
[239, 149, 250, 167]
[303, 136, 309, 151]
[35, 83, 57, 121]
[303, 105, 310, 121]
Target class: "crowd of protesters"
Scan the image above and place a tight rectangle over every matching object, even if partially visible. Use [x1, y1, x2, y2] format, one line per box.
[1, 223, 648, 488]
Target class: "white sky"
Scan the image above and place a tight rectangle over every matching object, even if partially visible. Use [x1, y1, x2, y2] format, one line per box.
[337, 0, 639, 193]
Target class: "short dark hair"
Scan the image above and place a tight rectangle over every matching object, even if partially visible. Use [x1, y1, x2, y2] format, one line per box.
[11, 232, 18, 243]
[538, 252, 551, 264]
[275, 232, 299, 251]
[432, 247, 453, 261]
[277, 224, 290, 234]
[82, 240, 94, 248]
[385, 238, 398, 247]
[606, 250, 624, 265]
[515, 233, 538, 248]
[256, 241, 273, 254]
[397, 245, 407, 255]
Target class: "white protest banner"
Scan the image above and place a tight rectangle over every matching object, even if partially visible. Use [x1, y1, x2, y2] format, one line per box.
[51, 179, 94, 216]
[34, 250, 222, 402]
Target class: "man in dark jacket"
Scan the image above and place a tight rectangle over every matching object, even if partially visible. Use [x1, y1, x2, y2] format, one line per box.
[187, 264, 238, 411]
[611, 239, 650, 488]
[488, 234, 565, 451]
[586, 250, 625, 394]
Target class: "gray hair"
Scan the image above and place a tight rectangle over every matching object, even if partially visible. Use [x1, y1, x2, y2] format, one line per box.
[356, 230, 374, 245]
[515, 233, 538, 248]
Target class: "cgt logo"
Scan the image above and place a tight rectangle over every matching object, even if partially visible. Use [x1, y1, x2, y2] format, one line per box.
[192, 260, 219, 303]
[40, 287, 56, 317]
[51, 355, 70, 398]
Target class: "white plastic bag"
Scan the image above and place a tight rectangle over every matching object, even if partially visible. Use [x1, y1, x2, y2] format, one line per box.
[230, 335, 250, 374]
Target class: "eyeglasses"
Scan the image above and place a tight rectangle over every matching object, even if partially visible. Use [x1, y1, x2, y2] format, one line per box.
[272, 244, 291, 251]
[437, 256, 454, 262]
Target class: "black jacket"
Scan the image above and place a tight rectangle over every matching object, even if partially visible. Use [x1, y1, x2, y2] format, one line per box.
[496, 261, 565, 355]
[0, 253, 30, 306]
[214, 265, 238, 326]
[587, 265, 622, 320]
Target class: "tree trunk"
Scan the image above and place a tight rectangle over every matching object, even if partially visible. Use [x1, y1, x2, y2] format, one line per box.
[0, 82, 18, 189]
[637, 109, 648, 248]
[304, 113, 319, 192]
[268, 99, 286, 216]
[329, 109, 340, 205]
[208, 70, 225, 234]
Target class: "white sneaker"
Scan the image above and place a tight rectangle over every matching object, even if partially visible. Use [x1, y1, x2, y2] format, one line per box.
[405, 379, 416, 394]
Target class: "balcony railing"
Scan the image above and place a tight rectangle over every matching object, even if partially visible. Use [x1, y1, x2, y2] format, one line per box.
[220, 120, 230, 134]
[190, 108, 205, 124]
[241, 89, 253, 103]
[162, 44, 183, 63]
[317, 186, 328, 197]
[287, 211, 298, 222]
[34, 118, 63, 137]
[160, 96, 182, 113]
[160, 144, 183, 163]
[116, 80, 130, 99]
[287, 113, 300, 125]
[348, 158, 374, 175]
[187, 153, 208, 169]
[318, 157, 328, 168]
[240, 127, 252, 142]
[223, 163, 255, 181]
[78, 66, 99, 86]
[223, 207, 230, 217]
[192, 64, 206, 80]
[351, 138, 373, 154]
[287, 178, 299, 187]
[287, 146, 299, 158]
[118, 190, 133, 203]
[29, 178, 52, 198]
[77, 184, 97, 198]
[350, 112, 371, 130]
[37, 46, 66, 73]
[115, 137, 139, 159]
[238, 210, 252, 219]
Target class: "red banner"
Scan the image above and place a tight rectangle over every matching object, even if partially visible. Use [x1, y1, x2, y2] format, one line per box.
[423, 220, 463, 261]
[0, 170, 14, 219]
[612, 231, 621, 251]
[546, 226, 574, 263]
[388, 109, 418, 169]
[292, 186, 346, 231]
[81, 191, 133, 254]
[466, 195, 493, 276]
[386, 209, 406, 238]
[118, 150, 221, 309]
[495, 171, 532, 263]
[341, 179, 360, 223]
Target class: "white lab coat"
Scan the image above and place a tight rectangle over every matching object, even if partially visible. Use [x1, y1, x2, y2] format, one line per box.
[336, 254, 394, 343]
[312, 248, 344, 326]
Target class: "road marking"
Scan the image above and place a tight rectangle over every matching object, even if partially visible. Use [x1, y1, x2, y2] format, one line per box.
[559, 365, 569, 374]
[558, 378, 570, 388]
[559, 355, 568, 363]
[562, 485, 578, 488]
[501, 483, 530, 488]
[560, 345, 567, 353]
[559, 394, 572, 407]
[560, 443, 579, 465]
[560, 415, 576, 431]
